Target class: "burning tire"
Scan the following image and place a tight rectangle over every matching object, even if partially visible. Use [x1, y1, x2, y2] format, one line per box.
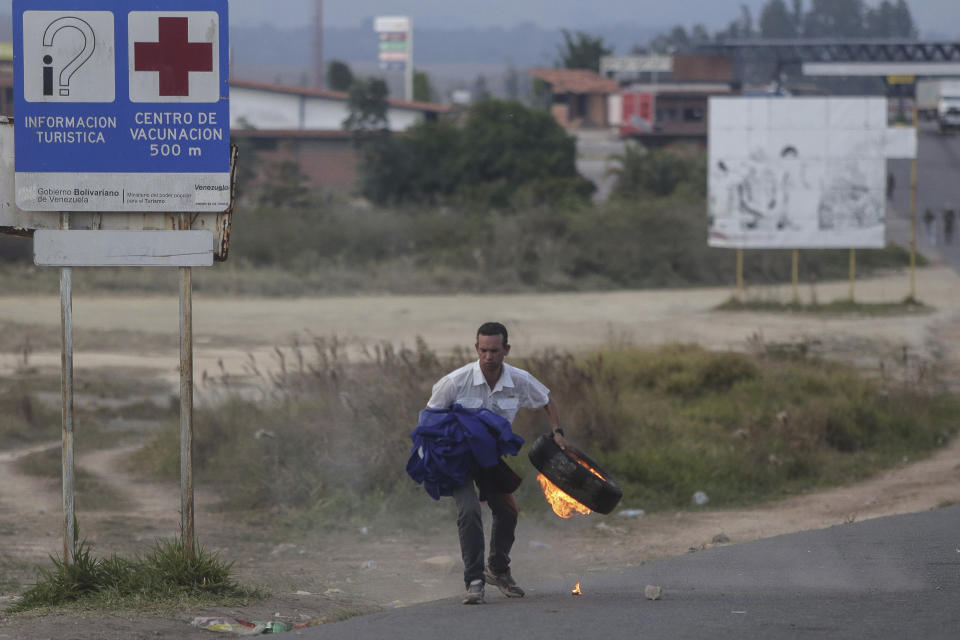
[528, 434, 622, 514]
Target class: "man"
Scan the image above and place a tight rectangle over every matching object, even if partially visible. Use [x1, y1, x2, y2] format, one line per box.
[426, 322, 565, 605]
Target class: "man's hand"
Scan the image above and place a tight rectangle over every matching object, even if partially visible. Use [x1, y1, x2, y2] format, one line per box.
[552, 429, 568, 450]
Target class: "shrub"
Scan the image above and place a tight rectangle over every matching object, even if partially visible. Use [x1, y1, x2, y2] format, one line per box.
[12, 538, 251, 612]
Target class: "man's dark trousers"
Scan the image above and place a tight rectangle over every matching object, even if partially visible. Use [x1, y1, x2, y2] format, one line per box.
[452, 477, 518, 588]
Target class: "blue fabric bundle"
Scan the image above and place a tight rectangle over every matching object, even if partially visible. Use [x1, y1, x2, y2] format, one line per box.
[407, 404, 525, 500]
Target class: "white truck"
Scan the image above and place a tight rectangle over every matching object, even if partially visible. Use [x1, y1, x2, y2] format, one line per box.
[916, 79, 960, 131]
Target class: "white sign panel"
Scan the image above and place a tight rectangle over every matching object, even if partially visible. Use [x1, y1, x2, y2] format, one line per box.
[600, 55, 673, 75]
[708, 97, 917, 249]
[127, 11, 220, 103]
[374, 16, 410, 33]
[34, 229, 213, 266]
[21, 11, 116, 102]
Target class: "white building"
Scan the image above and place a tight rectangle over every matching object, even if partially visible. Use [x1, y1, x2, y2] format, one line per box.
[230, 79, 449, 132]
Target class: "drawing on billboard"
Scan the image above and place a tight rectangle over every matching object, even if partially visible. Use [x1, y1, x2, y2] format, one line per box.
[708, 97, 916, 249]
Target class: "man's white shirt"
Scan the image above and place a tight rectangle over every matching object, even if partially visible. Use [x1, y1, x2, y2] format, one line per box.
[427, 361, 550, 423]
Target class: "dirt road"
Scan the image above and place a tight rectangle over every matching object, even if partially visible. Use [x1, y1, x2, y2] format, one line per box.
[2, 266, 959, 639]
[2, 266, 957, 390]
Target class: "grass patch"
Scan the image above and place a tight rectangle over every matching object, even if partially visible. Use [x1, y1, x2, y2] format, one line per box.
[9, 538, 258, 613]
[130, 338, 960, 523]
[530, 344, 959, 512]
[14, 448, 132, 512]
[716, 296, 934, 315]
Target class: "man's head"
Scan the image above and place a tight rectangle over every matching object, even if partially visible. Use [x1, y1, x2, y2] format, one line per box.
[476, 322, 510, 378]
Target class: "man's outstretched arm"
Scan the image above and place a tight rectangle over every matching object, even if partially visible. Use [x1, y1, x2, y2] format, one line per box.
[543, 396, 567, 449]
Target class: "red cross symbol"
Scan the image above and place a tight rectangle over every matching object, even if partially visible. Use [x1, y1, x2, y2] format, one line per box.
[134, 17, 213, 97]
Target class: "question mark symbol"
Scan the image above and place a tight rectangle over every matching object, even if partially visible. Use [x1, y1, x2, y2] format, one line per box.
[42, 16, 96, 97]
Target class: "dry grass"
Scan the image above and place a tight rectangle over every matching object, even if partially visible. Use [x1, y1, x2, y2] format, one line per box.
[129, 337, 960, 520]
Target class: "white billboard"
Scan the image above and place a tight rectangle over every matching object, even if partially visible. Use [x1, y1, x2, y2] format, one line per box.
[708, 97, 916, 249]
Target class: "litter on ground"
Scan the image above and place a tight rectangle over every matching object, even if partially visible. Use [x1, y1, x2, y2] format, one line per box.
[192, 616, 322, 635]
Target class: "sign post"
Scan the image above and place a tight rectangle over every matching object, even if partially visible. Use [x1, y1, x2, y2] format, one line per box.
[13, 0, 231, 561]
[59, 212, 75, 563]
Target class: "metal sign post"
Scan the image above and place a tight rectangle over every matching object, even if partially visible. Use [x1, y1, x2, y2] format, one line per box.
[179, 262, 194, 554]
[59, 212, 75, 563]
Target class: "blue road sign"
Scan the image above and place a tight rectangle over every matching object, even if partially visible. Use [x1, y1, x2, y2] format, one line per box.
[13, 0, 230, 212]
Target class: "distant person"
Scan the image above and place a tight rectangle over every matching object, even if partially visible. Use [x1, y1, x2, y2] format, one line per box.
[416, 322, 565, 605]
[887, 173, 896, 200]
[924, 208, 937, 245]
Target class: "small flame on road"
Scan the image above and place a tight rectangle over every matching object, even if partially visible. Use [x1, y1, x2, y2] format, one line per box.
[571, 581, 582, 596]
[536, 474, 592, 518]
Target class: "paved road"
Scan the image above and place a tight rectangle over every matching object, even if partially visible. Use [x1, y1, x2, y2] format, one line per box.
[301, 506, 960, 640]
[888, 123, 960, 272]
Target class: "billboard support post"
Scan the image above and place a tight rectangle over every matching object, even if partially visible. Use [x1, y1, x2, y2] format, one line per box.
[59, 212, 75, 565]
[791, 249, 799, 304]
[736, 248, 744, 301]
[849, 249, 857, 301]
[909, 108, 918, 301]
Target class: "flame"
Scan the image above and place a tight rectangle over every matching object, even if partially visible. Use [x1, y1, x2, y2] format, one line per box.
[571, 581, 582, 595]
[536, 474, 592, 518]
[568, 451, 607, 481]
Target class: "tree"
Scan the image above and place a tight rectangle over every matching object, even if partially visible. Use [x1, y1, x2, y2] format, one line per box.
[258, 159, 313, 208]
[413, 70, 434, 103]
[472, 75, 491, 101]
[760, 0, 797, 38]
[649, 26, 689, 53]
[504, 63, 520, 101]
[802, 0, 865, 38]
[690, 24, 712, 45]
[459, 100, 594, 207]
[327, 60, 354, 91]
[791, 0, 805, 36]
[556, 29, 613, 72]
[343, 78, 390, 134]
[865, 0, 917, 37]
[356, 99, 595, 208]
[892, 0, 918, 37]
[716, 5, 757, 40]
[608, 145, 705, 200]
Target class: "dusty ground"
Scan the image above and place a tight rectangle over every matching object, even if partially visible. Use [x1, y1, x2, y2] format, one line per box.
[1, 266, 959, 639]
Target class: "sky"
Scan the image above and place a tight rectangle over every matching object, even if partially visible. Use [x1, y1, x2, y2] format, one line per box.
[231, 0, 957, 36]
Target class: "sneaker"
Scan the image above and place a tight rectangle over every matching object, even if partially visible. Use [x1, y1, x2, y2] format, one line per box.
[462, 579, 485, 604]
[484, 567, 525, 598]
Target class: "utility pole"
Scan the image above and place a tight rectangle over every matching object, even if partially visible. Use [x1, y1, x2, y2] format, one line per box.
[314, 0, 323, 89]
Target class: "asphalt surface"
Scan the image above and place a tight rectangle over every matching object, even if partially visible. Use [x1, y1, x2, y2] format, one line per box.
[301, 506, 960, 640]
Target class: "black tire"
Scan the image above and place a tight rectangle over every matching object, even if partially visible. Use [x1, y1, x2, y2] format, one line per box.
[527, 434, 622, 514]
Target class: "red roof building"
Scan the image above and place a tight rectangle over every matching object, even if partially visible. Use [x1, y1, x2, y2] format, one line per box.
[529, 68, 620, 129]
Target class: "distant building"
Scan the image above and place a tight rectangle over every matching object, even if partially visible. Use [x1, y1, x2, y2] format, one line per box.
[230, 79, 452, 193]
[602, 54, 738, 144]
[528, 68, 620, 129]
